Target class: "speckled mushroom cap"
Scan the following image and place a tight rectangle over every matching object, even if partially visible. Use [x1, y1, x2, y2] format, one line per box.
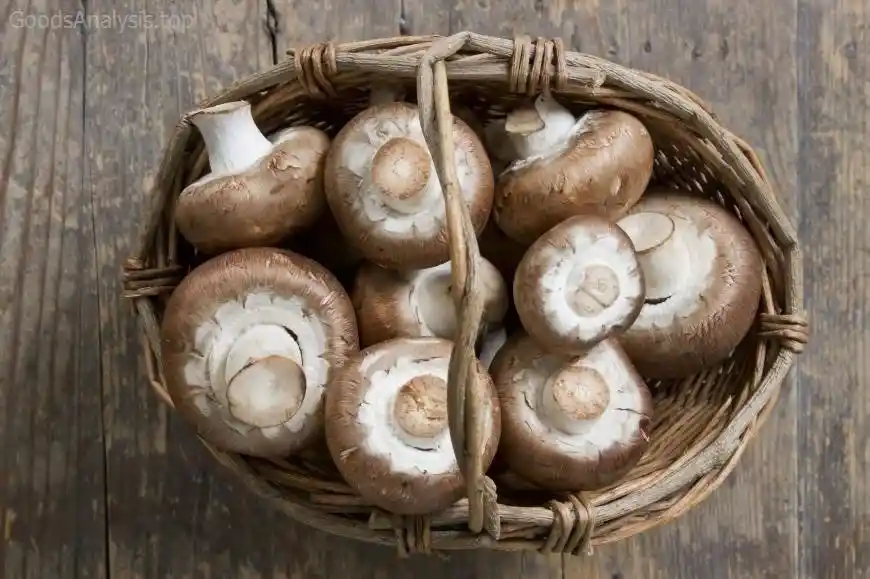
[325, 338, 501, 515]
[175, 101, 330, 254]
[615, 189, 764, 378]
[514, 215, 645, 354]
[491, 94, 655, 244]
[489, 332, 653, 491]
[324, 102, 494, 270]
[161, 247, 359, 458]
[351, 257, 508, 347]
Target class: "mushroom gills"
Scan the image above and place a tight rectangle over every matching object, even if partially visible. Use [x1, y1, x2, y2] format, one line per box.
[514, 215, 645, 353]
[325, 102, 494, 269]
[325, 338, 501, 515]
[162, 247, 359, 458]
[489, 333, 652, 491]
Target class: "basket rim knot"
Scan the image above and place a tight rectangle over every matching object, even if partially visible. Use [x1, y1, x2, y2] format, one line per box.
[759, 312, 810, 353]
[541, 494, 596, 556]
[509, 35, 569, 95]
[292, 42, 339, 98]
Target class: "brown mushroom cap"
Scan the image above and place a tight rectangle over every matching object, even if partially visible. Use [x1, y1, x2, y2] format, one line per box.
[492, 96, 654, 244]
[351, 257, 508, 347]
[489, 332, 652, 491]
[161, 247, 359, 458]
[615, 190, 764, 378]
[324, 102, 494, 270]
[175, 101, 330, 254]
[325, 337, 501, 515]
[514, 215, 645, 354]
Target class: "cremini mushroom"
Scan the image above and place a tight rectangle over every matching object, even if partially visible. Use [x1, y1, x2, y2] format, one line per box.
[489, 332, 652, 491]
[615, 190, 764, 378]
[325, 337, 501, 514]
[351, 257, 508, 347]
[324, 102, 494, 270]
[514, 215, 645, 354]
[174, 101, 330, 254]
[491, 94, 655, 244]
[161, 247, 359, 458]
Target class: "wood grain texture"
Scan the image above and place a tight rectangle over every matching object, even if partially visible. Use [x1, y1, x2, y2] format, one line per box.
[401, 1, 800, 577]
[566, 1, 801, 578]
[83, 1, 279, 577]
[797, 0, 869, 577]
[0, 0, 106, 578]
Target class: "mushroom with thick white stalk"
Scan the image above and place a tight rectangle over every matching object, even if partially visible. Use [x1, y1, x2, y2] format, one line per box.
[490, 94, 655, 244]
[615, 189, 764, 378]
[324, 102, 494, 270]
[351, 257, 508, 347]
[325, 338, 501, 515]
[514, 215, 645, 355]
[161, 247, 359, 458]
[489, 332, 653, 491]
[174, 101, 331, 254]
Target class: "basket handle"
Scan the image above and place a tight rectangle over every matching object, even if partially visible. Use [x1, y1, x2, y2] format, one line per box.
[415, 33, 499, 537]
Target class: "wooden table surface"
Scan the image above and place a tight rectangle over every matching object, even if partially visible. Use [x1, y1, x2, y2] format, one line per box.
[1, 0, 867, 577]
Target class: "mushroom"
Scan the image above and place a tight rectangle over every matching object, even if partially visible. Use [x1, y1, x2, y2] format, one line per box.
[615, 190, 764, 378]
[175, 101, 330, 254]
[489, 332, 652, 491]
[324, 102, 494, 270]
[514, 215, 645, 355]
[161, 247, 359, 458]
[491, 94, 655, 244]
[325, 337, 501, 515]
[351, 257, 508, 347]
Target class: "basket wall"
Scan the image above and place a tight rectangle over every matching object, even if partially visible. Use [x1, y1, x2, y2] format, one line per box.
[122, 33, 808, 556]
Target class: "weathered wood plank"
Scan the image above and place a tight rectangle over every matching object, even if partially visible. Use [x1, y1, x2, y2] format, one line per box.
[0, 0, 106, 578]
[568, 1, 801, 577]
[796, 1, 869, 577]
[83, 1, 282, 577]
[274, 0, 400, 49]
[400, 1, 800, 577]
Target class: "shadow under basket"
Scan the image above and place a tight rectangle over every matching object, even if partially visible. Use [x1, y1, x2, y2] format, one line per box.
[122, 33, 809, 557]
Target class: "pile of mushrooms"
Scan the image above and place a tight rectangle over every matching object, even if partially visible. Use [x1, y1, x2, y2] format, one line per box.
[160, 88, 764, 514]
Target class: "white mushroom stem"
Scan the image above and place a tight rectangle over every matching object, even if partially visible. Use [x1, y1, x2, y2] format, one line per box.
[222, 324, 306, 428]
[189, 293, 330, 437]
[189, 101, 273, 175]
[504, 93, 578, 159]
[411, 263, 457, 338]
[369, 137, 438, 214]
[540, 366, 611, 435]
[390, 375, 448, 450]
[618, 211, 692, 302]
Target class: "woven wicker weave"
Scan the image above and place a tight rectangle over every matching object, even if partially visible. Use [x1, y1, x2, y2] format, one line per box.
[122, 32, 809, 556]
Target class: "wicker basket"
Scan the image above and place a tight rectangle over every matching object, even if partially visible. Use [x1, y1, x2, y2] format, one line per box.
[122, 32, 809, 556]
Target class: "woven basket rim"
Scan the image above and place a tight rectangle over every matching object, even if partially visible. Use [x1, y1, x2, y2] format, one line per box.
[123, 32, 809, 556]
